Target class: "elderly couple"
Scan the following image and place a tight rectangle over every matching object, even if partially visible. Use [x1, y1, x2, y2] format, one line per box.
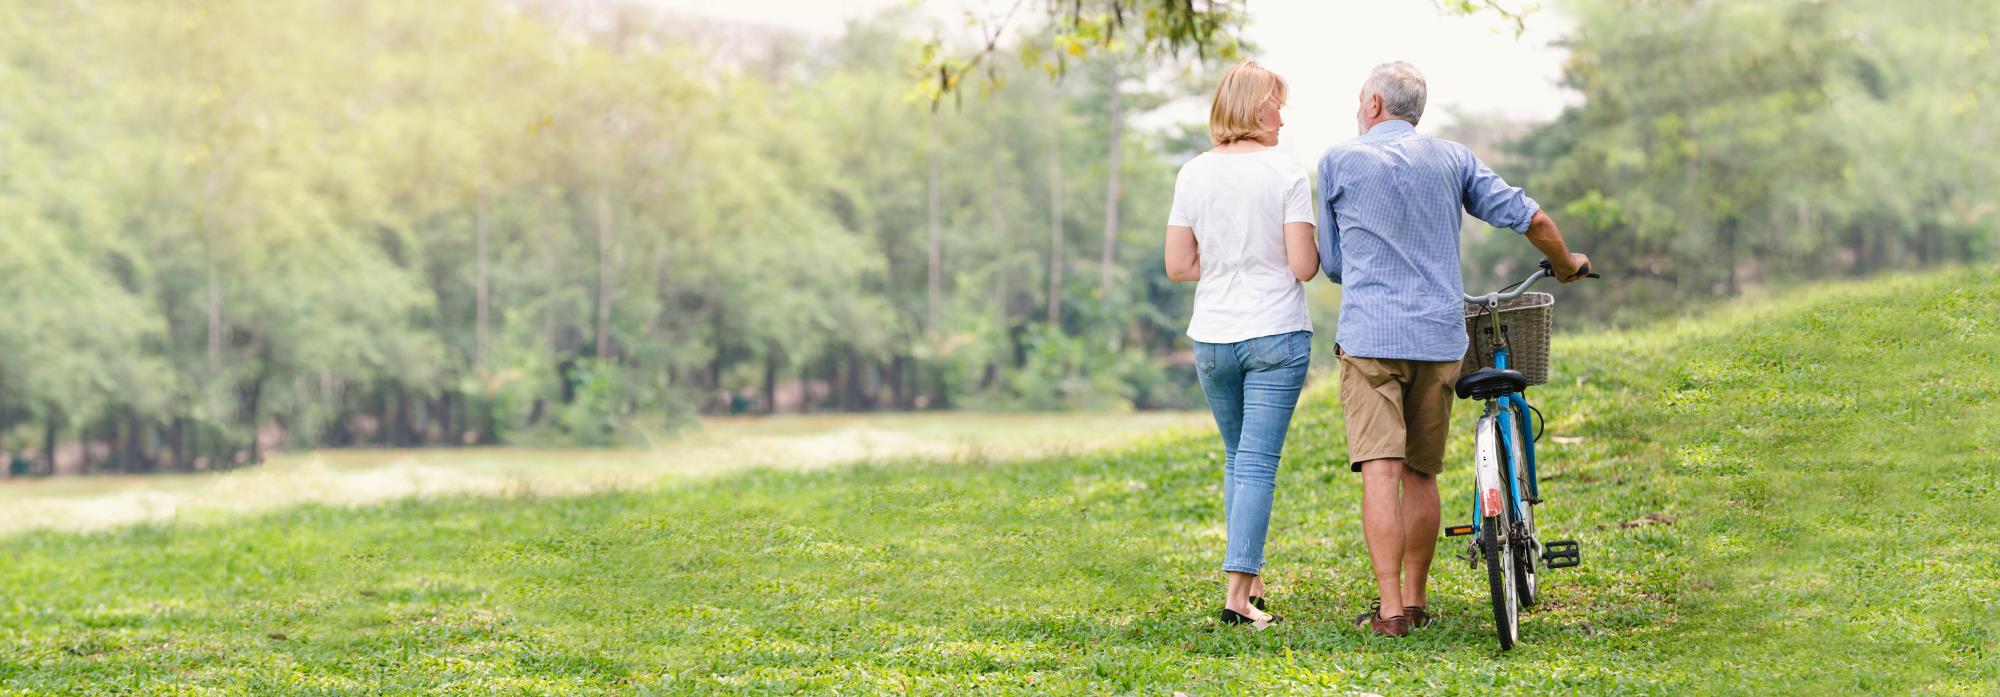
[1164, 60, 1591, 637]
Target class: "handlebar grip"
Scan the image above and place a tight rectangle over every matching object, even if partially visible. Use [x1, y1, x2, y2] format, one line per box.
[1538, 258, 1600, 279]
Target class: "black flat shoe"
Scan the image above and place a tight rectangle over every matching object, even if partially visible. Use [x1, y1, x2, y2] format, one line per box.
[1249, 595, 1267, 611]
[1220, 608, 1282, 630]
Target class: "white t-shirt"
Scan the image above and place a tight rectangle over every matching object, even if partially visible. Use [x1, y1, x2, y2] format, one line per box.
[1167, 149, 1316, 344]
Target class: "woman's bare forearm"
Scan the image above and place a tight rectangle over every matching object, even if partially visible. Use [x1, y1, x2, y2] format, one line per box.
[1165, 226, 1201, 282]
[1283, 222, 1317, 282]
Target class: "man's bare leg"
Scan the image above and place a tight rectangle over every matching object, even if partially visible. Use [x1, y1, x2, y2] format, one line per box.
[1359, 458, 1406, 617]
[1399, 466, 1441, 609]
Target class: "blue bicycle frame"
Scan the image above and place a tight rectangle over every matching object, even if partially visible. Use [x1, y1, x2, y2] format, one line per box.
[1469, 343, 1540, 535]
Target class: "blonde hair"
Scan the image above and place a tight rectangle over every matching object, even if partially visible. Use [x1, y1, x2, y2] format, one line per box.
[1209, 60, 1288, 147]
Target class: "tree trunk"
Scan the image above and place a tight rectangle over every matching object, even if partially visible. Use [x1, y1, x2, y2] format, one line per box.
[527, 397, 546, 428]
[988, 150, 1012, 333]
[475, 194, 491, 369]
[437, 391, 455, 446]
[42, 411, 59, 475]
[537, 204, 560, 356]
[927, 114, 944, 333]
[763, 352, 780, 414]
[594, 189, 615, 360]
[124, 412, 146, 473]
[928, 364, 950, 410]
[81, 416, 101, 474]
[825, 351, 843, 411]
[377, 387, 396, 447]
[708, 311, 727, 393]
[210, 421, 229, 470]
[846, 352, 866, 410]
[170, 417, 187, 472]
[886, 354, 904, 410]
[196, 424, 211, 471]
[243, 372, 266, 464]
[1046, 94, 1065, 327]
[0, 404, 11, 474]
[1720, 218, 1739, 295]
[1099, 64, 1124, 305]
[207, 241, 223, 375]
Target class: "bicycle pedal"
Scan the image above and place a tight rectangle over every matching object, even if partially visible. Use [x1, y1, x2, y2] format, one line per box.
[1444, 524, 1476, 537]
[1542, 539, 1581, 569]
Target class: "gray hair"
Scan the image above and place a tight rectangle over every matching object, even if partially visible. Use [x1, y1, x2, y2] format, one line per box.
[1364, 62, 1427, 125]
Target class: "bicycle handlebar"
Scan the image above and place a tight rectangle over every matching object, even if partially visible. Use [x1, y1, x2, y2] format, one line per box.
[1463, 259, 1599, 305]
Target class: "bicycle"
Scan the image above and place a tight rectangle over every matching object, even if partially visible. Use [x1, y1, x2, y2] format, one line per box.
[1444, 258, 1596, 651]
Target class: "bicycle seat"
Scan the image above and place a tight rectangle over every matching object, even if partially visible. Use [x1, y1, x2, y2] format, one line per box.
[1455, 367, 1527, 400]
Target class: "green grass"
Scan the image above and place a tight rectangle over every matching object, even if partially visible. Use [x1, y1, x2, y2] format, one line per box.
[1, 269, 1996, 694]
[0, 411, 1207, 536]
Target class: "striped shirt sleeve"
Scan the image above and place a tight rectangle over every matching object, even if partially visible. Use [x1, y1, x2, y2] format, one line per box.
[1315, 154, 1342, 283]
[1462, 151, 1542, 234]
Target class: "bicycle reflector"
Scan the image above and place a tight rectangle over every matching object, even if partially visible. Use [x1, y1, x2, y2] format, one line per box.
[1483, 488, 1503, 517]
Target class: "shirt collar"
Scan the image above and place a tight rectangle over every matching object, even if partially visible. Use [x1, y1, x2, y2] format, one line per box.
[1367, 119, 1416, 136]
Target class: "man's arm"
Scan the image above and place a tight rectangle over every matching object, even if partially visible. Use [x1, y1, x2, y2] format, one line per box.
[1316, 157, 1342, 283]
[1522, 210, 1591, 283]
[1462, 153, 1590, 283]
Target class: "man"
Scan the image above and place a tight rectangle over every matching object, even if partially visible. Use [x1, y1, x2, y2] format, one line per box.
[1316, 62, 1590, 638]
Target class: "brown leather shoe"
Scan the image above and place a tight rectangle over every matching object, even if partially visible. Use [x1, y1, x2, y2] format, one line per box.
[1403, 605, 1435, 630]
[1354, 606, 1409, 638]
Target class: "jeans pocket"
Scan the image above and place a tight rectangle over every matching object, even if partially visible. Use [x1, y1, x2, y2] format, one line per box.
[1193, 342, 1218, 375]
[1246, 332, 1307, 371]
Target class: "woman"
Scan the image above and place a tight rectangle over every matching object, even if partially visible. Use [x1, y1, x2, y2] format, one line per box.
[1163, 60, 1319, 630]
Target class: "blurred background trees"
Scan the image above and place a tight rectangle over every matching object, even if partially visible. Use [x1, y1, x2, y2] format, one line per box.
[1458, 0, 1999, 325]
[0, 0, 1993, 473]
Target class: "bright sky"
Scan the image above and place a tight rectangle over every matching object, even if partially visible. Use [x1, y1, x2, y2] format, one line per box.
[653, 0, 1577, 161]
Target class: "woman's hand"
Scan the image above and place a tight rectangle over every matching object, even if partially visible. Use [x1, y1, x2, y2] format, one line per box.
[1165, 226, 1201, 282]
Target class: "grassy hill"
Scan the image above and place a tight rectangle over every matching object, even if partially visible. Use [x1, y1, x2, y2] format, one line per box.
[1, 269, 1995, 695]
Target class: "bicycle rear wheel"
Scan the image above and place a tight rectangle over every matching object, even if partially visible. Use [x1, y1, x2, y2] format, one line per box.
[1475, 416, 1520, 651]
[1483, 514, 1519, 651]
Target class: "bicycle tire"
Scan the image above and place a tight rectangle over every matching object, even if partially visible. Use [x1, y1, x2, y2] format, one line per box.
[1484, 514, 1519, 651]
[1513, 523, 1539, 610]
[1475, 415, 1521, 650]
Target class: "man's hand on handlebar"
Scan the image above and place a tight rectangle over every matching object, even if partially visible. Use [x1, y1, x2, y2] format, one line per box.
[1551, 253, 1593, 283]
[1537, 255, 1598, 284]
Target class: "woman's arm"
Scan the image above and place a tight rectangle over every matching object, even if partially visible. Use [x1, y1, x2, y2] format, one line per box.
[1283, 221, 1317, 282]
[1164, 226, 1200, 282]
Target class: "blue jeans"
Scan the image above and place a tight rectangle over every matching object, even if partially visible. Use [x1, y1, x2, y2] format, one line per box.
[1193, 330, 1311, 575]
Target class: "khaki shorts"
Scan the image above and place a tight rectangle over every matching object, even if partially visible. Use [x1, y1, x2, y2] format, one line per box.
[1337, 345, 1463, 475]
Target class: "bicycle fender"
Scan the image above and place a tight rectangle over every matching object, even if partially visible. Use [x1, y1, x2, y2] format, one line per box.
[1475, 416, 1504, 519]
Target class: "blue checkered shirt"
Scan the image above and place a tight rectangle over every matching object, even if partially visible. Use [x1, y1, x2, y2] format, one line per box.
[1316, 120, 1542, 362]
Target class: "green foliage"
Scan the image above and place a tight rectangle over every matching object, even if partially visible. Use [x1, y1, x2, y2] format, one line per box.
[1462, 0, 2000, 324]
[1002, 326, 1152, 411]
[551, 360, 638, 447]
[918, 0, 1249, 106]
[0, 0, 1212, 468]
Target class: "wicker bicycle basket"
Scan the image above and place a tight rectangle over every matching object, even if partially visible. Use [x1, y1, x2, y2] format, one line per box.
[1462, 292, 1554, 386]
